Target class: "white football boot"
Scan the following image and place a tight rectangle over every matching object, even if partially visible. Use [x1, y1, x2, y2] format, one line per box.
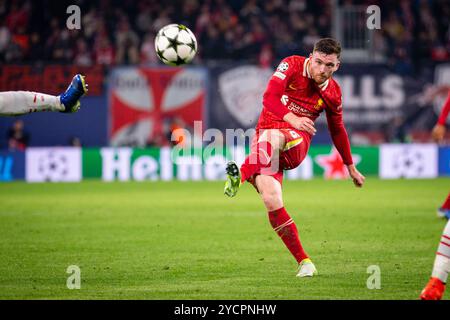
[296, 258, 318, 278]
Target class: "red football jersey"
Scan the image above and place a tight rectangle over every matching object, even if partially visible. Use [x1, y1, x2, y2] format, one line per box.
[437, 91, 450, 125]
[256, 55, 353, 165]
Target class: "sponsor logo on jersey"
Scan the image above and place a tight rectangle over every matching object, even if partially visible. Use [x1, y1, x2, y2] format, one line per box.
[273, 71, 286, 80]
[287, 101, 316, 117]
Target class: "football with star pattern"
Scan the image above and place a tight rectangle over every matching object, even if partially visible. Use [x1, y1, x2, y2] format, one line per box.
[155, 24, 197, 66]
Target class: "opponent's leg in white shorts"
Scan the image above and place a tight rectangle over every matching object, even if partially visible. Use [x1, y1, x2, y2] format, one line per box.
[0, 91, 64, 116]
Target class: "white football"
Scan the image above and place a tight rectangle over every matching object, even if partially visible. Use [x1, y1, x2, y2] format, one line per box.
[155, 24, 197, 66]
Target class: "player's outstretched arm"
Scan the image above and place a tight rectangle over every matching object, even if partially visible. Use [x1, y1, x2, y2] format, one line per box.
[432, 91, 450, 142]
[325, 104, 365, 188]
[347, 164, 365, 188]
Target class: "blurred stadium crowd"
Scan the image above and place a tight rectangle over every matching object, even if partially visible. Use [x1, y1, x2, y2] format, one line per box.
[0, 0, 448, 74]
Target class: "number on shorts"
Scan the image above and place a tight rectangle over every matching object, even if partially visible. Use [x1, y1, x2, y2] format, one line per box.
[289, 130, 300, 139]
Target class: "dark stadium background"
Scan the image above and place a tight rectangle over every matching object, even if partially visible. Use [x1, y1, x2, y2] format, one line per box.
[0, 0, 448, 148]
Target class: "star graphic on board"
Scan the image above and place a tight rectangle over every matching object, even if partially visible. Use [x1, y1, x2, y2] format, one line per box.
[392, 149, 425, 176]
[315, 147, 361, 179]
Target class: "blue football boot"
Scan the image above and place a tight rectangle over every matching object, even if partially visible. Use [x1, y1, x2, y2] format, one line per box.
[60, 74, 88, 113]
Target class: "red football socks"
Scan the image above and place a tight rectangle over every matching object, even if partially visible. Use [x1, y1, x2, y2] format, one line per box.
[441, 193, 450, 210]
[240, 140, 274, 183]
[268, 207, 309, 264]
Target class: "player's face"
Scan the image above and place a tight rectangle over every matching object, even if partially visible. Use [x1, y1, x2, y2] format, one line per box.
[309, 51, 340, 84]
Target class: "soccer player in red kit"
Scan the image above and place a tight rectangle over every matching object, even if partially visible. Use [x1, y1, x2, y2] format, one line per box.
[421, 88, 450, 300]
[431, 88, 450, 219]
[224, 38, 365, 277]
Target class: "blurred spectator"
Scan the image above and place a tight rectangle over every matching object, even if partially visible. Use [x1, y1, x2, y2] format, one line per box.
[259, 43, 274, 68]
[5, 0, 30, 34]
[0, 0, 447, 72]
[74, 38, 93, 66]
[0, 22, 11, 56]
[152, 8, 172, 34]
[26, 32, 44, 62]
[50, 29, 73, 63]
[69, 136, 82, 147]
[7, 119, 29, 151]
[136, 3, 153, 35]
[11, 25, 29, 55]
[94, 35, 115, 66]
[115, 18, 139, 65]
[303, 27, 320, 52]
[140, 33, 159, 64]
[149, 116, 190, 147]
[169, 117, 188, 147]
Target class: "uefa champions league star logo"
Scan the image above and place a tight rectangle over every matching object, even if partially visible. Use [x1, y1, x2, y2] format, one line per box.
[26, 148, 82, 183]
[277, 62, 289, 72]
[38, 151, 70, 182]
[392, 149, 425, 177]
[380, 144, 437, 179]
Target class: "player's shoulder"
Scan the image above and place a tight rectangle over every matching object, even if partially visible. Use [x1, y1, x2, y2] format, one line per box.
[323, 77, 342, 108]
[280, 55, 305, 67]
[328, 77, 342, 96]
[273, 55, 305, 81]
[277, 55, 306, 71]
[282, 55, 306, 63]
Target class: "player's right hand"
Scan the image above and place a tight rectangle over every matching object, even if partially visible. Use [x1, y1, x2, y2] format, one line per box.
[284, 113, 316, 135]
[431, 124, 446, 142]
[347, 164, 365, 188]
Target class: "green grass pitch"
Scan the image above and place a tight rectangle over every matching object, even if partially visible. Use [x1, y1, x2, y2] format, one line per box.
[0, 178, 448, 300]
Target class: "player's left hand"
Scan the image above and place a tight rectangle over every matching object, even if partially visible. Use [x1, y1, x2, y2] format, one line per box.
[347, 165, 365, 188]
[431, 124, 446, 142]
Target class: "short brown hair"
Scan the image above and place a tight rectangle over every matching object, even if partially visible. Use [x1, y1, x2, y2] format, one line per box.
[313, 38, 341, 59]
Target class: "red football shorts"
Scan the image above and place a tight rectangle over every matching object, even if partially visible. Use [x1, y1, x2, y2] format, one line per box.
[247, 128, 310, 188]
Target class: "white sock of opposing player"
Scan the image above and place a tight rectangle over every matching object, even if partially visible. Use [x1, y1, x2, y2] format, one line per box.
[0, 91, 64, 116]
[431, 220, 450, 283]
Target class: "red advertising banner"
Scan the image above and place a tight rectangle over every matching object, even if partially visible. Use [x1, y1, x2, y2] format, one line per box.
[108, 67, 207, 146]
[0, 65, 104, 96]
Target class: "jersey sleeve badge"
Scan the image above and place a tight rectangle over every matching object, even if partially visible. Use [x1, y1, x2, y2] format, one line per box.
[277, 62, 289, 72]
[273, 61, 289, 80]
